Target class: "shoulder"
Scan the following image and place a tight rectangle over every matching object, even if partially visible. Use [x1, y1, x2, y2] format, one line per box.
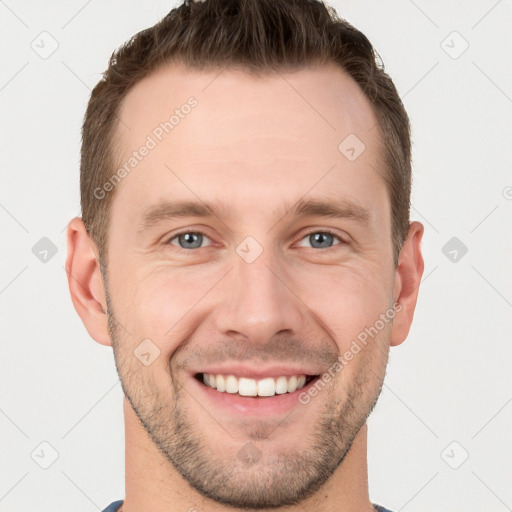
[373, 505, 395, 512]
[101, 500, 124, 512]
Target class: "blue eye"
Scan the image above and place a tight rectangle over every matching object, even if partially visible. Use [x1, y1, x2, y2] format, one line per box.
[168, 232, 211, 249]
[166, 230, 343, 251]
[298, 231, 342, 249]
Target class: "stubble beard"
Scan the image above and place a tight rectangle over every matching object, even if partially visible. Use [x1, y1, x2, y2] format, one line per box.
[106, 287, 389, 509]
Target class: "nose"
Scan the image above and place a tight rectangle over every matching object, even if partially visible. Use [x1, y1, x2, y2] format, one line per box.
[213, 245, 305, 346]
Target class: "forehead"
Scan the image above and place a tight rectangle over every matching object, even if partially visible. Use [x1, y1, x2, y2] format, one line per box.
[110, 62, 387, 227]
[116, 61, 380, 151]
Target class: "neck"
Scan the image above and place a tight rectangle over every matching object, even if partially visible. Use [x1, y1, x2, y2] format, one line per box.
[121, 398, 373, 512]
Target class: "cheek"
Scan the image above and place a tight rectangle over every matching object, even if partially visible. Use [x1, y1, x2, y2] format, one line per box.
[112, 266, 220, 352]
[109, 250, 394, 361]
[291, 263, 393, 349]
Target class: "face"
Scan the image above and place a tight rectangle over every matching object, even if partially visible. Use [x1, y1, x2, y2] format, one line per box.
[103, 63, 399, 508]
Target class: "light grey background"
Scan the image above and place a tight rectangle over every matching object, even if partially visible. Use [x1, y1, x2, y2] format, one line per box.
[1, 1, 511, 511]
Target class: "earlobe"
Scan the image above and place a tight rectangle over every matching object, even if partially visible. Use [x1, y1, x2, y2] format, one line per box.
[65, 217, 112, 346]
[390, 221, 425, 347]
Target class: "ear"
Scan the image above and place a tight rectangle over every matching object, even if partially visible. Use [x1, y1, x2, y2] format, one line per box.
[65, 217, 111, 346]
[390, 221, 424, 347]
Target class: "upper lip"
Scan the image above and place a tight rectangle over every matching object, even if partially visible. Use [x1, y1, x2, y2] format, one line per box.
[192, 364, 321, 380]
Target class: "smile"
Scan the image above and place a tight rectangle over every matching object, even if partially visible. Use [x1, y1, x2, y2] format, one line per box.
[197, 373, 318, 397]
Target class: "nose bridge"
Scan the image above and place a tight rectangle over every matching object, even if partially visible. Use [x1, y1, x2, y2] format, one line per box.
[214, 241, 303, 344]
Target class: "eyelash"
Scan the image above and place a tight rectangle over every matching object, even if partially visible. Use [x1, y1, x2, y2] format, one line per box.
[296, 229, 345, 249]
[165, 228, 346, 252]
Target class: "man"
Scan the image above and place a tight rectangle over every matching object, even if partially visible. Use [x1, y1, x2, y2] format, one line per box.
[66, 0, 424, 511]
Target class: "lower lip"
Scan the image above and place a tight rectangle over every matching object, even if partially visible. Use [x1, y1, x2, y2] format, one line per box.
[190, 375, 318, 416]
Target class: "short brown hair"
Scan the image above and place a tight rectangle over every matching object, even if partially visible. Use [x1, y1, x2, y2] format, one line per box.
[81, 0, 411, 265]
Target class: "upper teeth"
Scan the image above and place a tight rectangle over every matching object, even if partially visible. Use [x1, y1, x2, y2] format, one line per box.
[202, 373, 308, 397]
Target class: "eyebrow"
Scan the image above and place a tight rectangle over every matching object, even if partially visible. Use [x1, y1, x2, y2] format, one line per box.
[139, 197, 371, 231]
[139, 200, 229, 231]
[288, 198, 370, 225]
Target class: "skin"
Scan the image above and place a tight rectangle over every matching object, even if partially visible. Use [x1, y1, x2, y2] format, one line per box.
[66, 62, 424, 512]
